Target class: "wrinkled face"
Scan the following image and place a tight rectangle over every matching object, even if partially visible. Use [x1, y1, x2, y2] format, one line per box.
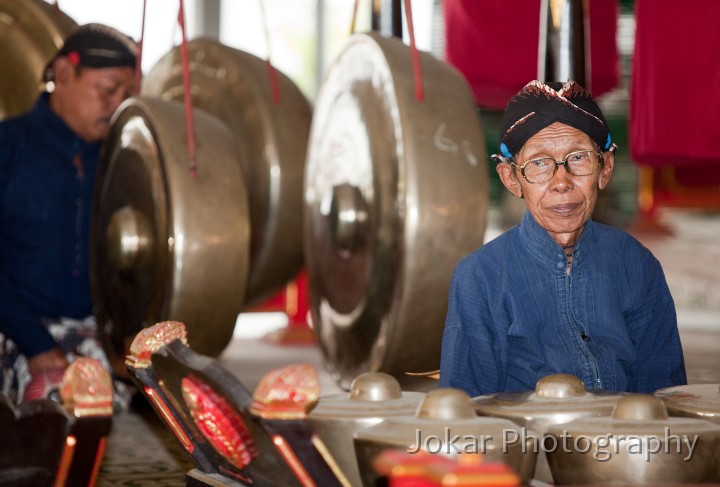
[496, 122, 614, 246]
[51, 59, 135, 142]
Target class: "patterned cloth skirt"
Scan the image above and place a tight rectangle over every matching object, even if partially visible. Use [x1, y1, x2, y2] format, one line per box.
[0, 316, 133, 411]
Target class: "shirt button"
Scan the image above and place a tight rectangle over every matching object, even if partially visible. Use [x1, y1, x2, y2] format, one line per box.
[557, 261, 564, 269]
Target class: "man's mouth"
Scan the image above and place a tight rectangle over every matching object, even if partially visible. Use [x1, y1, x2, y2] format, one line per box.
[548, 203, 580, 216]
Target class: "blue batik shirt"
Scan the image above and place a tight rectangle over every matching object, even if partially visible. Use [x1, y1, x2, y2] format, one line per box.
[439, 211, 687, 395]
[0, 93, 101, 358]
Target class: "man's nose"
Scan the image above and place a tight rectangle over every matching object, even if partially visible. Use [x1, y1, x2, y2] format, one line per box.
[550, 161, 573, 191]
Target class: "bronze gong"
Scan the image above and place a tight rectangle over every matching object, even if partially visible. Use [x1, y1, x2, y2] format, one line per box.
[304, 32, 489, 388]
[0, 0, 76, 119]
[545, 394, 720, 484]
[353, 388, 537, 486]
[654, 383, 720, 424]
[473, 373, 628, 484]
[90, 96, 250, 358]
[307, 372, 425, 486]
[143, 38, 311, 306]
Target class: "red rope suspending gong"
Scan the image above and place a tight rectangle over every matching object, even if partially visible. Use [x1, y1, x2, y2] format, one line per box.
[135, 0, 147, 94]
[177, 0, 198, 177]
[403, 0, 424, 102]
[265, 60, 281, 105]
[51, 1, 68, 19]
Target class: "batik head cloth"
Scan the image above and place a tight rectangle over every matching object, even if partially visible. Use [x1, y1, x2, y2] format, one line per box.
[497, 80, 613, 159]
[43, 23, 137, 82]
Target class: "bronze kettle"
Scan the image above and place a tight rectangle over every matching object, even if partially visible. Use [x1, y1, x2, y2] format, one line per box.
[655, 383, 720, 424]
[472, 373, 627, 483]
[353, 387, 537, 486]
[545, 394, 720, 484]
[307, 372, 425, 487]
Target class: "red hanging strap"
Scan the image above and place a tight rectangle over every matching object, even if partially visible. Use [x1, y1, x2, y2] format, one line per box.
[135, 0, 147, 94]
[403, 0, 424, 102]
[258, 0, 282, 104]
[265, 61, 281, 105]
[177, 0, 198, 177]
[51, 0, 70, 20]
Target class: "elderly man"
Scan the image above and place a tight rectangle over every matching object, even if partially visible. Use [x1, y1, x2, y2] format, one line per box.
[0, 24, 137, 404]
[439, 80, 686, 396]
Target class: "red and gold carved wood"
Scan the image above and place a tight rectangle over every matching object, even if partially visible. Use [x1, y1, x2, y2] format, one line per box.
[126, 320, 350, 486]
[0, 358, 113, 487]
[250, 364, 350, 486]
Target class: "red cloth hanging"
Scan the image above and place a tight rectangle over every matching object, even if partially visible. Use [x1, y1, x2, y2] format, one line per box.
[630, 0, 720, 170]
[443, 0, 619, 110]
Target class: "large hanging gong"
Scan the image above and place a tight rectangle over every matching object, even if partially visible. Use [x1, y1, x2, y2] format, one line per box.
[90, 96, 250, 358]
[305, 32, 489, 388]
[0, 0, 76, 119]
[143, 38, 311, 306]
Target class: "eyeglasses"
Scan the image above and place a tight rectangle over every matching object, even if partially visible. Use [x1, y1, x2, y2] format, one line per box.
[508, 149, 604, 184]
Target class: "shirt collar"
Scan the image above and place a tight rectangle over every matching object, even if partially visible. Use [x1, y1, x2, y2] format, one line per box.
[518, 210, 594, 269]
[28, 92, 101, 159]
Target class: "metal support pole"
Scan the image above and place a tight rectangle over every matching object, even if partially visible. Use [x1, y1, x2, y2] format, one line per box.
[538, 0, 588, 87]
[372, 0, 402, 38]
[194, 0, 221, 39]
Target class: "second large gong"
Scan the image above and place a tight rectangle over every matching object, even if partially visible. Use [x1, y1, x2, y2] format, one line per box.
[305, 32, 489, 388]
[143, 38, 311, 306]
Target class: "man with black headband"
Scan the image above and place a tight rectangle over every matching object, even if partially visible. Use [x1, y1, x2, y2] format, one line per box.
[439, 80, 686, 395]
[0, 24, 137, 406]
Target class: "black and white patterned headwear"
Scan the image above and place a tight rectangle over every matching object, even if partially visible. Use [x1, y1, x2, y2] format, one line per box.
[497, 80, 613, 159]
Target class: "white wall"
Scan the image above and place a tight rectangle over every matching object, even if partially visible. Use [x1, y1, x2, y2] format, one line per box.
[50, 0, 200, 74]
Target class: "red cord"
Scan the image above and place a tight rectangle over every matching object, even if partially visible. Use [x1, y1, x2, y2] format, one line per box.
[265, 60, 282, 105]
[52, 1, 61, 14]
[178, 0, 198, 177]
[403, 0, 424, 101]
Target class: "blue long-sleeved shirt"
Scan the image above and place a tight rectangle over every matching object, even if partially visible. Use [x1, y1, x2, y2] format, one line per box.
[439, 211, 687, 395]
[0, 93, 100, 357]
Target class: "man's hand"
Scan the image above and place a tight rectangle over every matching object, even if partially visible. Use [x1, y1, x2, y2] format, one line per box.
[28, 349, 69, 375]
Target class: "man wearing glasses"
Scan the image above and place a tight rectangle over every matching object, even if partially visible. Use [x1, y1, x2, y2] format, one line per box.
[439, 80, 686, 396]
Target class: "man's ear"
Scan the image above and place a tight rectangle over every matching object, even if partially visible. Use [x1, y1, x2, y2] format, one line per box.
[496, 163, 523, 198]
[51, 58, 73, 86]
[598, 151, 615, 190]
